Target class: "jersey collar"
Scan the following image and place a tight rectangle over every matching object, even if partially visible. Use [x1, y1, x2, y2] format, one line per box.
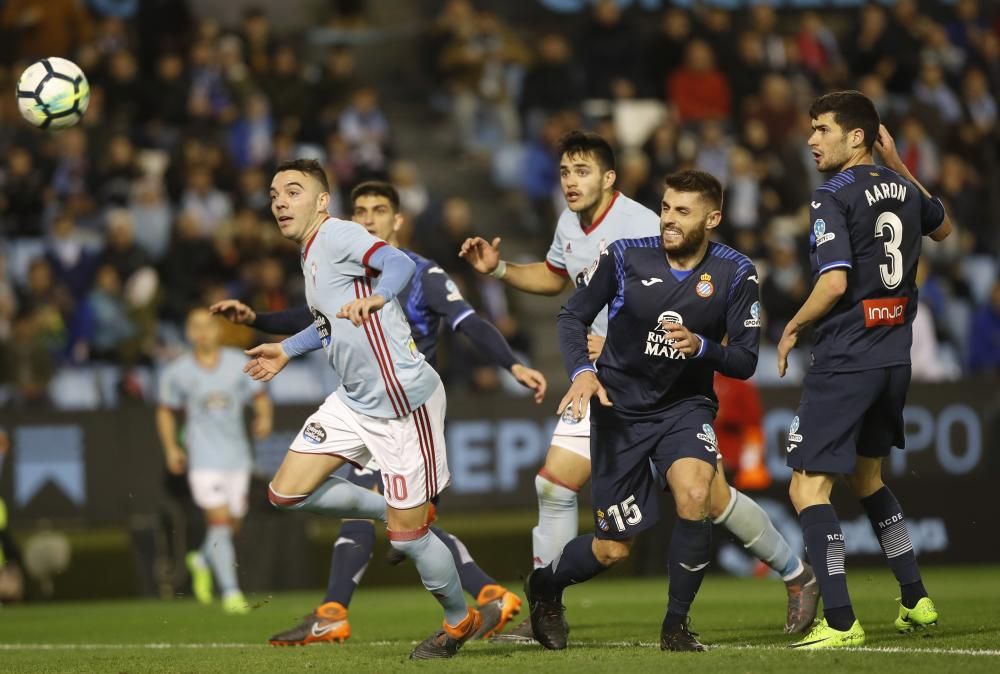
[301, 219, 327, 259]
[580, 190, 620, 235]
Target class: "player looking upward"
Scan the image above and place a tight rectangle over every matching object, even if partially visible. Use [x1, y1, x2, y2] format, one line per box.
[780, 91, 951, 649]
[212, 180, 544, 645]
[156, 307, 273, 615]
[527, 170, 763, 651]
[241, 159, 499, 660]
[461, 131, 817, 640]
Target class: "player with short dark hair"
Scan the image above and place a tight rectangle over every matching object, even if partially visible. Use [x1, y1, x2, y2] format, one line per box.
[212, 178, 545, 646]
[525, 169, 763, 652]
[779, 90, 952, 649]
[462, 131, 817, 642]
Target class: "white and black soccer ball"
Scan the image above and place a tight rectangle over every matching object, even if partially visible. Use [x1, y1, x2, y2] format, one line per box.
[16, 57, 90, 130]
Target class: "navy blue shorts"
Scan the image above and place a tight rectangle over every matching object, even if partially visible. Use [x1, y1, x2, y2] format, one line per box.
[786, 365, 910, 475]
[590, 399, 719, 541]
[336, 463, 383, 492]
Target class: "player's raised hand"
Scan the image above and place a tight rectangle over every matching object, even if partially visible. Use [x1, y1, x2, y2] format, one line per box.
[587, 334, 606, 362]
[244, 343, 290, 382]
[458, 236, 502, 275]
[338, 294, 387, 326]
[511, 363, 547, 404]
[777, 328, 797, 378]
[557, 370, 612, 421]
[875, 124, 902, 171]
[210, 299, 256, 325]
[660, 321, 703, 357]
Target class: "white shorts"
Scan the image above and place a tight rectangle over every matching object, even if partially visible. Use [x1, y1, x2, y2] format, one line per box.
[550, 405, 591, 459]
[288, 382, 450, 509]
[188, 469, 251, 518]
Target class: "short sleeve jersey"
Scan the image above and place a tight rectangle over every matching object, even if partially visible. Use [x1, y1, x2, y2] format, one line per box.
[807, 165, 945, 373]
[545, 192, 661, 337]
[158, 348, 263, 470]
[398, 249, 475, 368]
[302, 218, 441, 418]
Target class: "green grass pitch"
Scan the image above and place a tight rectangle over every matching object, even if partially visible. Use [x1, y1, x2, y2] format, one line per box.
[1, 565, 997, 673]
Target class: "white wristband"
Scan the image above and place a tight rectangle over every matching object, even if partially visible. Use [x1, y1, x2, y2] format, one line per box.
[489, 260, 508, 279]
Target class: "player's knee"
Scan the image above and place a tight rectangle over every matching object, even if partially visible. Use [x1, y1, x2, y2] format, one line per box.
[593, 539, 631, 567]
[675, 482, 711, 519]
[267, 483, 308, 510]
[535, 472, 579, 509]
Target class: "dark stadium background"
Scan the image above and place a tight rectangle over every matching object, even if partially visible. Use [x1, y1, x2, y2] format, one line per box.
[0, 0, 996, 601]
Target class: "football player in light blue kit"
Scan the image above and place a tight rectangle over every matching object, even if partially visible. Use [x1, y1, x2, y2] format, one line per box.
[244, 159, 487, 660]
[460, 130, 817, 638]
[156, 308, 273, 615]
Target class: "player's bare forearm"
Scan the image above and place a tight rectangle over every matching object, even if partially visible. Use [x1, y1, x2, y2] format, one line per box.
[877, 123, 952, 241]
[786, 270, 847, 335]
[501, 261, 570, 296]
[155, 406, 180, 454]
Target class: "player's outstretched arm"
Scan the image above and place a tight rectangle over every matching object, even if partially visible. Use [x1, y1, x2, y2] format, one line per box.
[778, 270, 847, 377]
[209, 299, 256, 324]
[453, 313, 547, 402]
[876, 124, 952, 242]
[213, 300, 313, 335]
[459, 236, 569, 296]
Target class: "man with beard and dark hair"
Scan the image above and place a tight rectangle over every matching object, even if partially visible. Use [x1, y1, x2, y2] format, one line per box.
[524, 170, 800, 652]
[463, 138, 815, 645]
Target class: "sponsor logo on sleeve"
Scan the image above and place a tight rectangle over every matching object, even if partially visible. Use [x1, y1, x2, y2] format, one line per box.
[696, 423, 718, 454]
[445, 279, 464, 302]
[786, 415, 803, 453]
[863, 297, 908, 327]
[814, 218, 836, 246]
[743, 301, 762, 328]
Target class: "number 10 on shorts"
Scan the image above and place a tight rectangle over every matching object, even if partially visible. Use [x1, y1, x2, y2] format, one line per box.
[382, 473, 408, 502]
[599, 495, 643, 533]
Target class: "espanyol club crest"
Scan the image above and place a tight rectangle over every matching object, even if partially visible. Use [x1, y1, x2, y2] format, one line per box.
[744, 301, 762, 328]
[596, 509, 610, 532]
[695, 273, 714, 298]
[560, 406, 581, 425]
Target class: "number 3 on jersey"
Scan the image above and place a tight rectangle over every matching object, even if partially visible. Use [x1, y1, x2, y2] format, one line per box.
[875, 211, 903, 289]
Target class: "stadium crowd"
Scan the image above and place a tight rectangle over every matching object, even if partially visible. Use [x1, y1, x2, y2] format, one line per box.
[0, 0, 997, 407]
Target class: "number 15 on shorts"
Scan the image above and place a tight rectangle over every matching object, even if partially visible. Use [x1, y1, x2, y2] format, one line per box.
[596, 495, 643, 533]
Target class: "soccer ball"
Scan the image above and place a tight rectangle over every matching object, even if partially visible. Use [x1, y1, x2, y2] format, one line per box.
[16, 57, 90, 130]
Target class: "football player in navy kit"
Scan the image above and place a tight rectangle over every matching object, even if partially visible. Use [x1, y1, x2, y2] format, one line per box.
[779, 91, 952, 650]
[526, 170, 761, 652]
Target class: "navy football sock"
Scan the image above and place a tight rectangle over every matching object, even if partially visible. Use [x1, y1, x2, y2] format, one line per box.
[535, 534, 608, 601]
[800, 504, 855, 631]
[665, 518, 712, 626]
[430, 526, 497, 599]
[860, 486, 927, 609]
[323, 520, 375, 607]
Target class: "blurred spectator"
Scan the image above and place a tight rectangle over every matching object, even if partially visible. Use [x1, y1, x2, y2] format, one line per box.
[142, 51, 190, 140]
[240, 6, 274, 78]
[103, 49, 143, 127]
[338, 87, 391, 178]
[129, 176, 173, 261]
[937, 154, 988, 254]
[95, 135, 142, 207]
[911, 300, 960, 382]
[181, 166, 232, 236]
[520, 33, 583, 128]
[158, 212, 221, 322]
[642, 9, 691, 99]
[263, 44, 310, 131]
[913, 61, 963, 126]
[315, 46, 361, 134]
[694, 121, 731, 186]
[577, 0, 640, 100]
[761, 237, 809, 345]
[961, 68, 997, 135]
[749, 4, 787, 71]
[0, 146, 46, 238]
[895, 117, 941, 186]
[98, 209, 152, 284]
[796, 12, 842, 83]
[921, 22, 966, 76]
[1, 0, 94, 61]
[228, 93, 274, 170]
[730, 32, 769, 119]
[44, 212, 98, 302]
[390, 160, 430, 221]
[668, 40, 730, 124]
[616, 150, 658, 212]
[50, 128, 98, 220]
[967, 279, 1000, 373]
[80, 264, 138, 362]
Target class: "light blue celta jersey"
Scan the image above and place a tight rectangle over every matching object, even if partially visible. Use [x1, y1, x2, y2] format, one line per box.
[158, 348, 264, 470]
[302, 217, 441, 419]
[545, 191, 661, 337]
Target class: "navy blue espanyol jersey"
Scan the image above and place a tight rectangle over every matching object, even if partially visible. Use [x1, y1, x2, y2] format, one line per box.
[808, 165, 946, 373]
[558, 238, 760, 419]
[398, 249, 475, 367]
